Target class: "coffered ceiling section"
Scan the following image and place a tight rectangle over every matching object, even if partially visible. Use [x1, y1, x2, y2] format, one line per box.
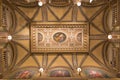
[31, 22, 89, 53]
[1, 0, 120, 79]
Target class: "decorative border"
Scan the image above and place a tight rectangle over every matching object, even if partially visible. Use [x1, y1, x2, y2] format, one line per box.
[0, 0, 2, 28]
[11, 0, 38, 7]
[31, 22, 89, 53]
[0, 0, 3, 76]
[48, 0, 73, 7]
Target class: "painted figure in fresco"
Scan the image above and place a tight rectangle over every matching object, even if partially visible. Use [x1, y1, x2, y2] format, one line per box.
[89, 70, 103, 78]
[38, 33, 43, 43]
[50, 70, 71, 77]
[77, 33, 82, 42]
[85, 69, 110, 78]
[16, 70, 31, 79]
[54, 32, 66, 43]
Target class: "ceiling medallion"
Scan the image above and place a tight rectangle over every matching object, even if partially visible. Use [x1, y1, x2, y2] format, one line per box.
[53, 32, 66, 43]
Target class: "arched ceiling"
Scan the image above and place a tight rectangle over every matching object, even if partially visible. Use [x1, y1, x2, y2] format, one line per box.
[0, 0, 120, 79]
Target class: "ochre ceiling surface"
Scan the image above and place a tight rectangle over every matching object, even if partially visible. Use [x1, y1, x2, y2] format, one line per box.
[0, 0, 120, 79]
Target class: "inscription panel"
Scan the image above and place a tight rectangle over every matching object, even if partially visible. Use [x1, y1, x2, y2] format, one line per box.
[31, 23, 89, 53]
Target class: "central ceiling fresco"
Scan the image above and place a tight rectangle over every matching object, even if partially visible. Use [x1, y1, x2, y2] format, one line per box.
[31, 23, 89, 53]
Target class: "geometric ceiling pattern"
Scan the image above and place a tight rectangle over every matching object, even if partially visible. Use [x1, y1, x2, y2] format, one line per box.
[0, 0, 120, 79]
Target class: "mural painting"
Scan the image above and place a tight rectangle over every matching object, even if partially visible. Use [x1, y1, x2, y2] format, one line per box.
[48, 67, 72, 77]
[5, 67, 39, 79]
[82, 67, 115, 78]
[53, 32, 67, 43]
[49, 70, 71, 77]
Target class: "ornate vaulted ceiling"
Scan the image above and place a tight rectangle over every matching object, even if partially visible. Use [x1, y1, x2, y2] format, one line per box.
[0, 0, 120, 79]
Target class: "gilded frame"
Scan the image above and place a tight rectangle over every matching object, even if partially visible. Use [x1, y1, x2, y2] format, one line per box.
[30, 22, 89, 53]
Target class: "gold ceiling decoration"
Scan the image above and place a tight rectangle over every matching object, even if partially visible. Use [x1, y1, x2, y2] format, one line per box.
[31, 22, 89, 53]
[1, 0, 120, 79]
